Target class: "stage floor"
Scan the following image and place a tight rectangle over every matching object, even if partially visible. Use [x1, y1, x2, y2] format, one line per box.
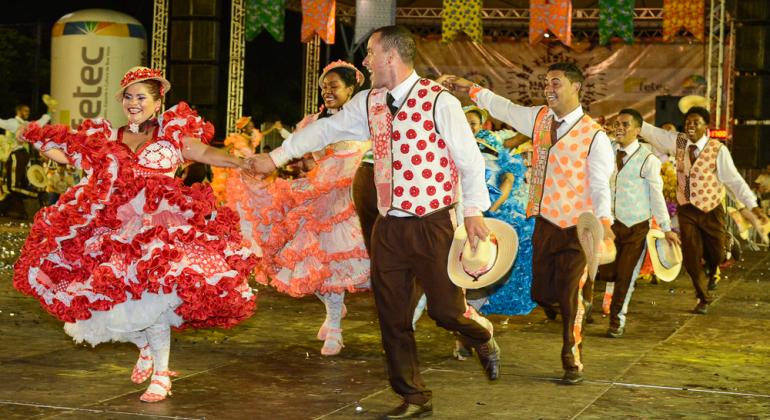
[1, 220, 768, 419]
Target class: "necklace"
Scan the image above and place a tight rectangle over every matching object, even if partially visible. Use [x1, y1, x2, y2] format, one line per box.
[127, 120, 156, 134]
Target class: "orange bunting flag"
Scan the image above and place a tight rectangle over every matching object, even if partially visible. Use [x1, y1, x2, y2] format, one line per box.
[530, 0, 573, 47]
[662, 0, 705, 43]
[301, 0, 336, 44]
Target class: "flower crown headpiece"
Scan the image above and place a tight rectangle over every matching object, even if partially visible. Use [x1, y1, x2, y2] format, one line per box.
[319, 60, 365, 88]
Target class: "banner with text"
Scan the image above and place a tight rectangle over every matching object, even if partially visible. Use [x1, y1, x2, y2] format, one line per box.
[414, 39, 706, 123]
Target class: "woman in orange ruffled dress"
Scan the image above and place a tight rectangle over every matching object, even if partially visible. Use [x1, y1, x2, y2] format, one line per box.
[228, 61, 370, 356]
[14, 67, 257, 402]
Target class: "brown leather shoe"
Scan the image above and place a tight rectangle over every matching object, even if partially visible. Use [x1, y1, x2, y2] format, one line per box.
[379, 401, 433, 419]
[475, 338, 501, 381]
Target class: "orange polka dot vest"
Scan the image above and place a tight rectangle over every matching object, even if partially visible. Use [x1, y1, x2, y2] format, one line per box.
[367, 79, 459, 217]
[675, 135, 724, 212]
[526, 107, 602, 228]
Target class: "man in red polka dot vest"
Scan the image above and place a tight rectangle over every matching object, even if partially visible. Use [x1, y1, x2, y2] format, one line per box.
[248, 25, 496, 419]
[641, 107, 768, 315]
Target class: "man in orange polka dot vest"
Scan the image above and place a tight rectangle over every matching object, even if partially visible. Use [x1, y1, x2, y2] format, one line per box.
[441, 62, 615, 386]
[640, 107, 768, 315]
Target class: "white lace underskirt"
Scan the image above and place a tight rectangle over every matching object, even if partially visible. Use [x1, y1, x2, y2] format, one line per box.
[63, 290, 184, 346]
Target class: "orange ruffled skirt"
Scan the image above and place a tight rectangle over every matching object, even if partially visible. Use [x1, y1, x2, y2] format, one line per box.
[227, 145, 370, 297]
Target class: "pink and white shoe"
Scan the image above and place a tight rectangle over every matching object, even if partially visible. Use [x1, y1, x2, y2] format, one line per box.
[320, 328, 344, 356]
[316, 304, 347, 341]
[140, 371, 178, 403]
[131, 345, 153, 384]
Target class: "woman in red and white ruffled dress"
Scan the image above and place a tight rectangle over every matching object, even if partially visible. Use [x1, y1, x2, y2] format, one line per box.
[228, 61, 370, 356]
[14, 67, 257, 402]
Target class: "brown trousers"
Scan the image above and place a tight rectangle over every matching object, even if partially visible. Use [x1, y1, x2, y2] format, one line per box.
[531, 217, 588, 373]
[677, 204, 727, 303]
[371, 208, 492, 404]
[598, 220, 649, 329]
[351, 163, 378, 254]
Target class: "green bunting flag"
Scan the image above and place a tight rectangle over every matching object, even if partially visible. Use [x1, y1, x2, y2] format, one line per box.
[598, 0, 634, 45]
[245, 0, 286, 42]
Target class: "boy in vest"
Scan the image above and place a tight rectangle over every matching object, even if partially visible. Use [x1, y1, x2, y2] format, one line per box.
[0, 104, 51, 142]
[641, 107, 767, 314]
[602, 109, 680, 338]
[248, 26, 497, 419]
[439, 63, 615, 385]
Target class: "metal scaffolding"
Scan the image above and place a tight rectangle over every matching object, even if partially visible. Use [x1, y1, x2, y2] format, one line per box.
[706, 0, 728, 130]
[302, 35, 322, 116]
[226, 0, 246, 134]
[150, 0, 169, 77]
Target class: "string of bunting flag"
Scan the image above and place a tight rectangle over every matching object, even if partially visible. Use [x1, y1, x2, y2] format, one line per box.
[243, 1, 709, 47]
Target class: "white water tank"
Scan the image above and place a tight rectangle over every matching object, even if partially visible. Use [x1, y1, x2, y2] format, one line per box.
[51, 9, 147, 129]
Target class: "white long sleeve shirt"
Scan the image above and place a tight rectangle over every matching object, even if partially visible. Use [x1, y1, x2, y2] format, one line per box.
[640, 122, 758, 209]
[0, 115, 51, 135]
[270, 71, 490, 216]
[471, 88, 615, 221]
[615, 140, 672, 231]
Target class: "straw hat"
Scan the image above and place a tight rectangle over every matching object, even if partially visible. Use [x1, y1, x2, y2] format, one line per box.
[26, 164, 47, 189]
[0, 134, 12, 162]
[42, 94, 58, 112]
[678, 95, 708, 114]
[756, 219, 770, 244]
[463, 105, 489, 124]
[646, 228, 683, 282]
[727, 206, 751, 240]
[114, 67, 171, 102]
[740, 207, 770, 244]
[236, 116, 252, 130]
[447, 218, 518, 289]
[577, 212, 616, 282]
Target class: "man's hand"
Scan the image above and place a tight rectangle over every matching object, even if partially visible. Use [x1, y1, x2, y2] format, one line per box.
[743, 207, 769, 244]
[601, 219, 615, 241]
[751, 206, 769, 224]
[664, 230, 681, 246]
[246, 153, 277, 176]
[436, 75, 475, 94]
[463, 215, 490, 251]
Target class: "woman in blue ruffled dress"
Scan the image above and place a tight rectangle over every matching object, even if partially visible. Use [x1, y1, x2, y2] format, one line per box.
[464, 106, 536, 316]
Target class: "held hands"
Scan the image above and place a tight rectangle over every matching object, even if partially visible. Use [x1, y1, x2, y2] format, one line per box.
[463, 215, 491, 251]
[235, 156, 254, 174]
[436, 75, 475, 94]
[244, 153, 277, 177]
[664, 230, 682, 246]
